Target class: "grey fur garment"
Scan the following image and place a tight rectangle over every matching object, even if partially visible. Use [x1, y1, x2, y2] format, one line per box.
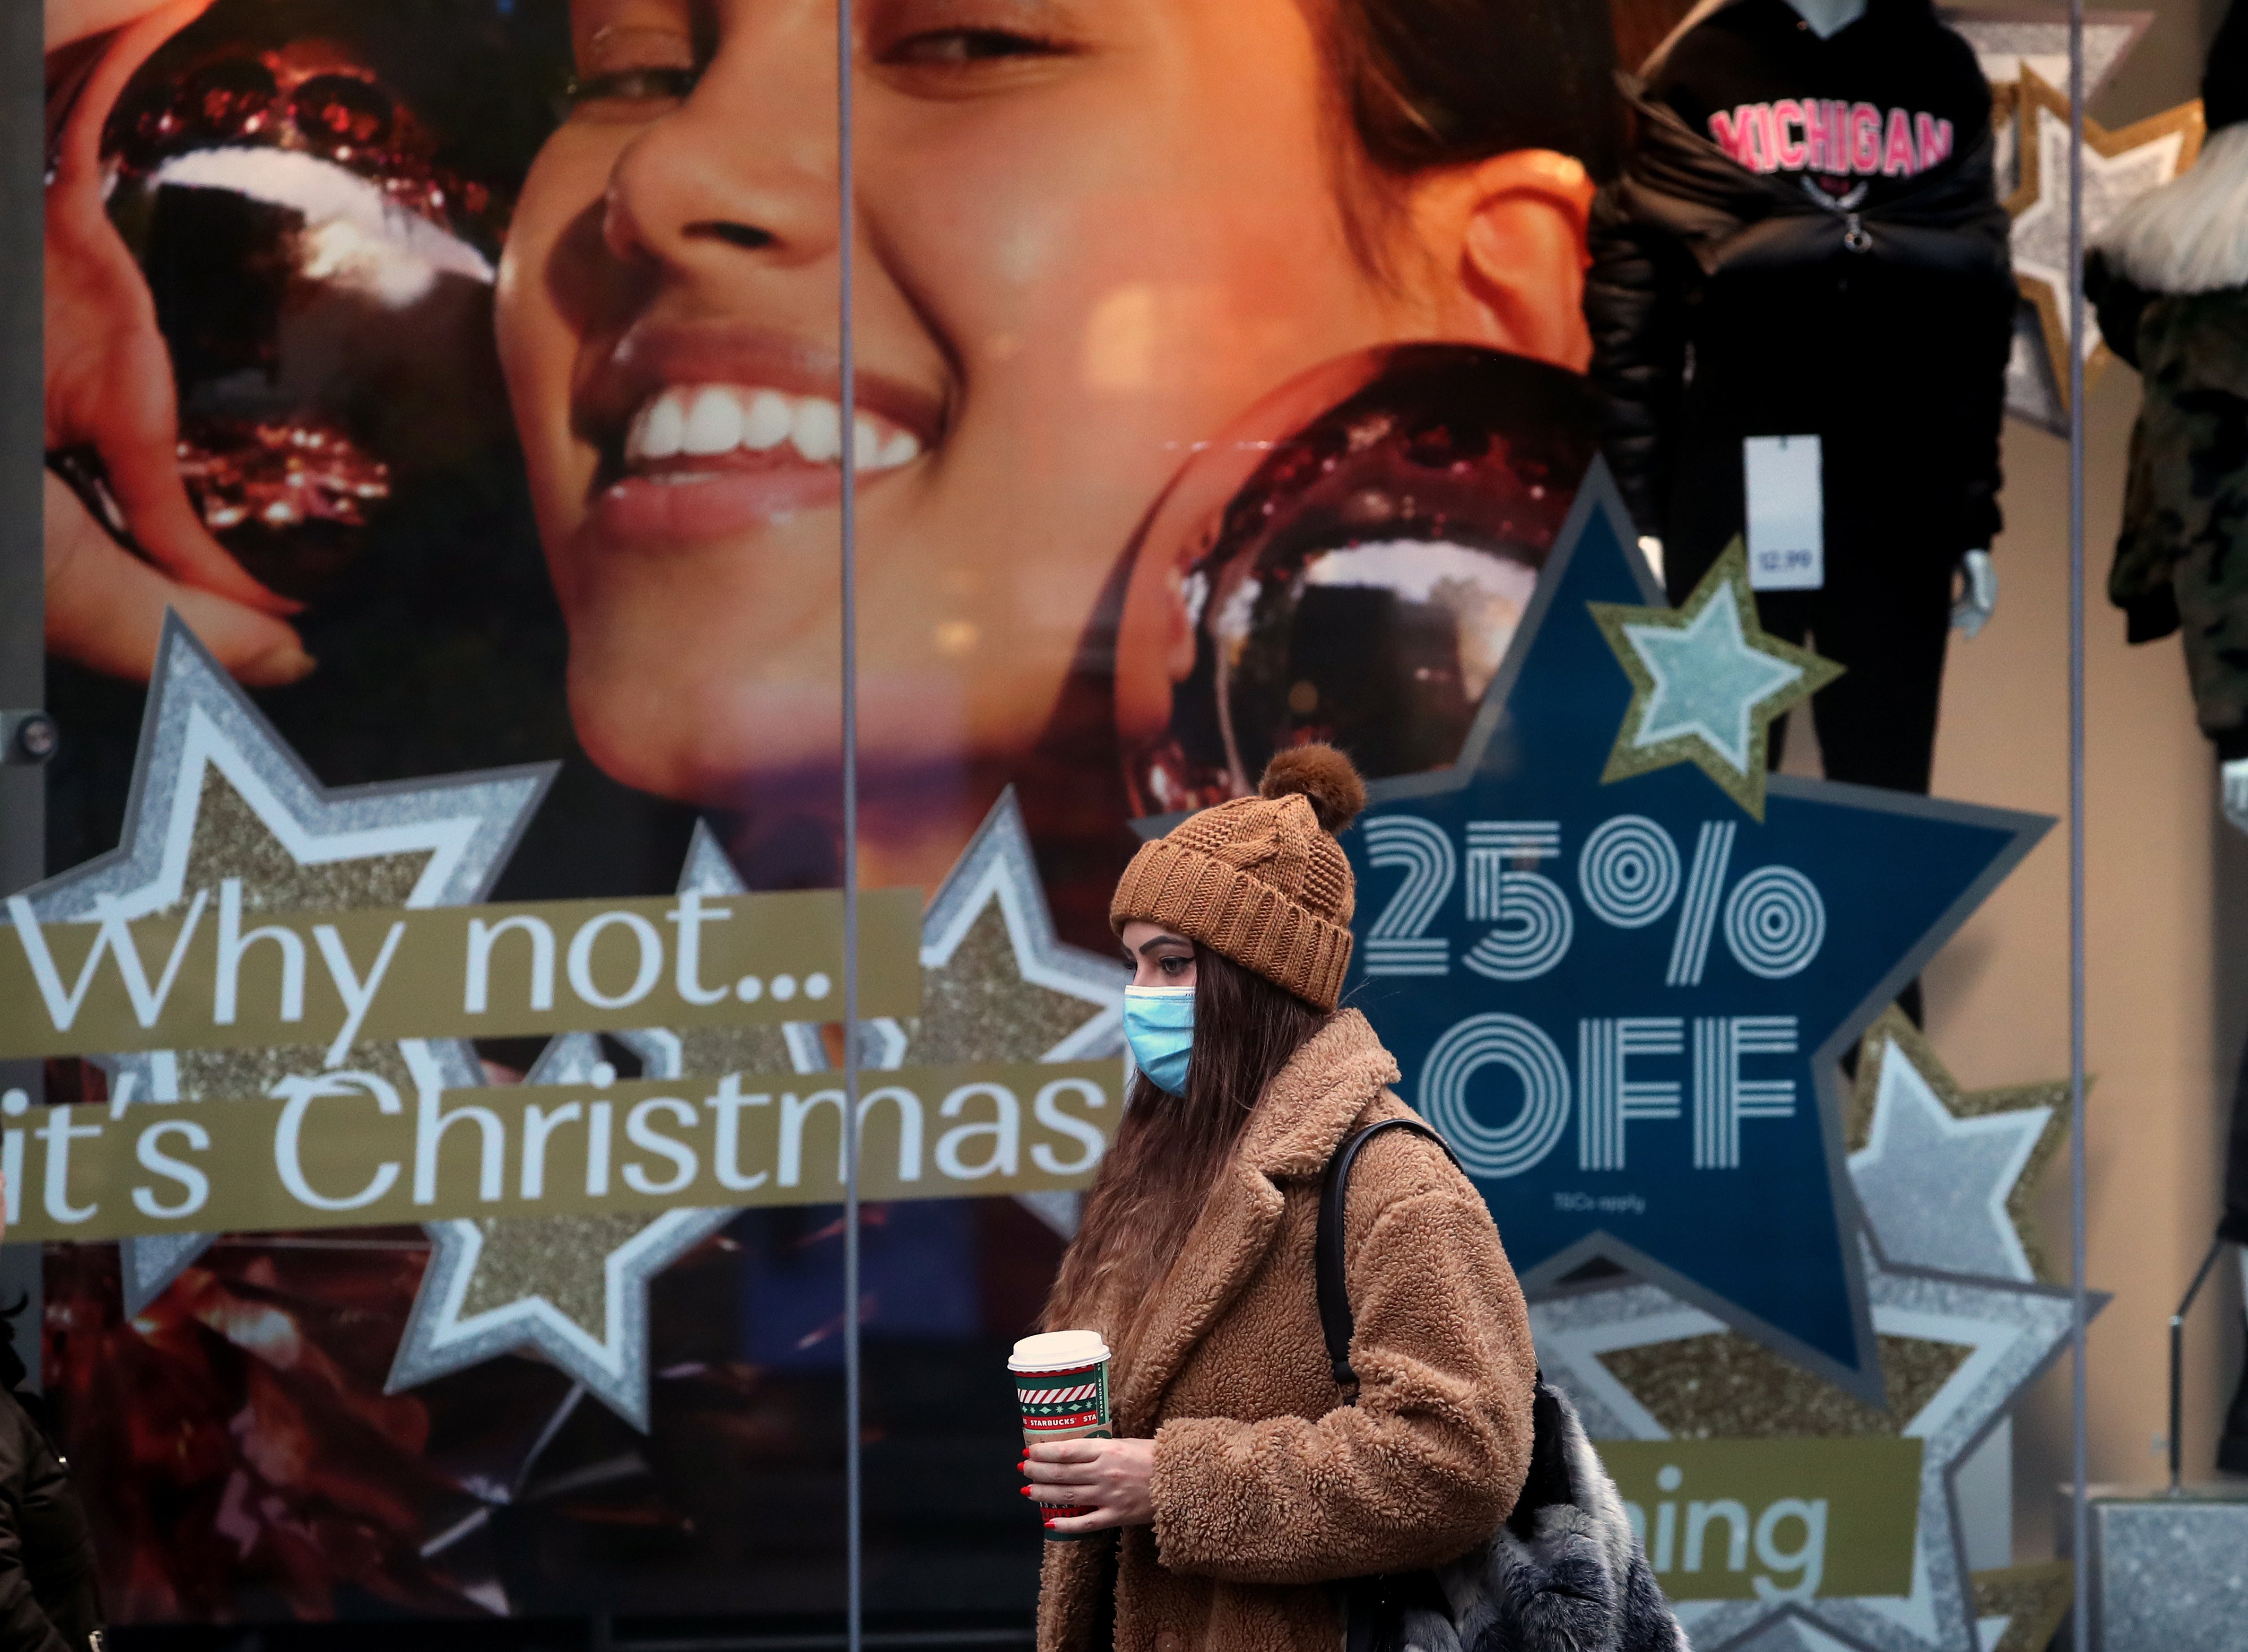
[1401, 1386, 1689, 1652]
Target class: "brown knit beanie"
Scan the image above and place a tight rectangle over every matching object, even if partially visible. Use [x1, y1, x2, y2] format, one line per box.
[1110, 746, 1368, 1011]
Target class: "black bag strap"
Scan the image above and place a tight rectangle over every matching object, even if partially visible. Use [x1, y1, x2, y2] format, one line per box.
[1319, 1120, 1465, 1652]
[1316, 1119, 1460, 1388]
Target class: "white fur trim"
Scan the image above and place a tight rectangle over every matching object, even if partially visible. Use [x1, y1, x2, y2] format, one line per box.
[2098, 123, 2248, 295]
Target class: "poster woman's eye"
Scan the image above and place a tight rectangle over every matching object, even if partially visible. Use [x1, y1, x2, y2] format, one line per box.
[880, 28, 1066, 66]
[567, 66, 698, 106]
[567, 25, 700, 116]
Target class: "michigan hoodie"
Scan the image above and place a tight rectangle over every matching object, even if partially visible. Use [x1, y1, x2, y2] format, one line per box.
[1587, 0, 2017, 594]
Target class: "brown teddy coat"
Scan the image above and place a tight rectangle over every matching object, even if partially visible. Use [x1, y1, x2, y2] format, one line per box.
[1038, 1010, 1539, 1652]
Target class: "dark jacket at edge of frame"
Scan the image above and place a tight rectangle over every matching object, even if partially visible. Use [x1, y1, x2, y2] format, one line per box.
[2089, 246, 2248, 764]
[0, 1385, 104, 1652]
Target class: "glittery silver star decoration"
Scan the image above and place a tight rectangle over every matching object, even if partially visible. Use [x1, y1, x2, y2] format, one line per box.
[391, 822, 793, 1432]
[1, 615, 552, 1312]
[1947, 12, 2149, 110]
[387, 1031, 736, 1433]
[1591, 541, 1842, 819]
[1725, 1622, 1859, 1652]
[893, 786, 1126, 1064]
[1534, 1249, 2097, 1652]
[2003, 69, 2206, 430]
[806, 787, 1124, 1237]
[613, 820, 811, 1083]
[1848, 1033, 2056, 1284]
[1961, 12, 2151, 262]
[397, 790, 1127, 1431]
[623, 797, 1125, 1219]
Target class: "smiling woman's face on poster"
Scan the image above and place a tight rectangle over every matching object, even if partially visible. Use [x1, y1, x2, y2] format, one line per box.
[498, 0, 1609, 897]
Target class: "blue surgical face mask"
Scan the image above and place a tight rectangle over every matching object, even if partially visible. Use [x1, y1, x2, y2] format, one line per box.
[1123, 985, 1196, 1097]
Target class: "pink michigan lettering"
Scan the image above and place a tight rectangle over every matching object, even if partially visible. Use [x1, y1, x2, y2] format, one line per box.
[1710, 100, 1954, 179]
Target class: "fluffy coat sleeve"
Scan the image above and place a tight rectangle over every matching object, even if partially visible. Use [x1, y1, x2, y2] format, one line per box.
[1145, 1134, 1536, 1586]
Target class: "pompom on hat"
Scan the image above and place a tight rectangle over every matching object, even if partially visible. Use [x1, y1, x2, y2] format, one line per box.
[1110, 745, 1368, 1010]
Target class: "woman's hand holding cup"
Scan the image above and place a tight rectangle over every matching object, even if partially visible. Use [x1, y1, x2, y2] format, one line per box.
[1021, 1437, 1156, 1534]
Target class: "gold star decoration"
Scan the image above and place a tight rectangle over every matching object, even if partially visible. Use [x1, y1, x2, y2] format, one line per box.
[2006, 68, 2206, 415]
[388, 1027, 738, 1432]
[1534, 1261, 2086, 1651]
[390, 790, 1124, 1428]
[1971, 1561, 2076, 1652]
[1589, 539, 1842, 821]
[5, 616, 551, 1312]
[1596, 1327, 1972, 1441]
[847, 788, 1125, 1237]
[391, 823, 794, 1431]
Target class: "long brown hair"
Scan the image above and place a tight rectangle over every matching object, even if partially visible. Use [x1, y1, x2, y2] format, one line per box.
[1320, 0, 1620, 179]
[1048, 947, 1327, 1362]
[1299, 0, 1619, 275]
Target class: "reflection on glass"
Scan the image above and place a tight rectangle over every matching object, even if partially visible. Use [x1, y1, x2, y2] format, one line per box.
[1116, 345, 1597, 816]
[40, 0, 1617, 1631]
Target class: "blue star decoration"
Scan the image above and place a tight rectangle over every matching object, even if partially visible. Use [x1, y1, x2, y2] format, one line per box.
[1345, 465, 2051, 1400]
[1590, 540, 1843, 821]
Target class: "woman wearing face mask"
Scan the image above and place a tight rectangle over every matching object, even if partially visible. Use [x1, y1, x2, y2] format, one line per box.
[1022, 745, 1537, 1652]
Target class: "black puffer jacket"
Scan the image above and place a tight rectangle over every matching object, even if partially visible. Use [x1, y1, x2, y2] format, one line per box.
[0, 1390, 103, 1652]
[1586, 50, 2017, 588]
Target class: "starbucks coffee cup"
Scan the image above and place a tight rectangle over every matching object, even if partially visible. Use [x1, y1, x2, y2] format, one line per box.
[1010, 1329, 1113, 1541]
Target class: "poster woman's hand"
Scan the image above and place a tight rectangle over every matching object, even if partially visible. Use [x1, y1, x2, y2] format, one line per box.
[44, 0, 312, 686]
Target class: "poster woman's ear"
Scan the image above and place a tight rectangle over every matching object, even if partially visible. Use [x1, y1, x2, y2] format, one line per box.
[1405, 149, 1596, 373]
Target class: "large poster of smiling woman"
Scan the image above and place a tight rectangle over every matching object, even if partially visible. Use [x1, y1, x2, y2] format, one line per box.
[36, 0, 1617, 1623]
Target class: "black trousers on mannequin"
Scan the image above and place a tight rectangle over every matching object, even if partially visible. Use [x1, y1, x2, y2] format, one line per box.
[1667, 540, 1956, 1023]
[1751, 553, 1956, 796]
[1666, 538, 1956, 792]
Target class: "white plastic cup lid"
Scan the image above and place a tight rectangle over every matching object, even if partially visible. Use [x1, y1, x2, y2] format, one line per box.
[1009, 1329, 1111, 1371]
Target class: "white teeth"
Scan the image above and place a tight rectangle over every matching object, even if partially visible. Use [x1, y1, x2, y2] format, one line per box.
[626, 385, 923, 472]
[743, 390, 793, 450]
[791, 398, 843, 463]
[640, 391, 686, 460]
[682, 386, 744, 455]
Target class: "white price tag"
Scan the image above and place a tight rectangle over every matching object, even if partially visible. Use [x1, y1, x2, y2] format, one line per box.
[1743, 434, 1824, 591]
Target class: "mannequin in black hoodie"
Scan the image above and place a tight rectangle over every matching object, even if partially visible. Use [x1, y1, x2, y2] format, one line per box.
[1587, 0, 2017, 799]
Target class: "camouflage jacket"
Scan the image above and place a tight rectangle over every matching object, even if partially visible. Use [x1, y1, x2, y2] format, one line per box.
[2096, 263, 2248, 760]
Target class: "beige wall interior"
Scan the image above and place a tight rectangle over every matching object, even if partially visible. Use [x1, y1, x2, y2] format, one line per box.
[1654, 0, 2242, 1568]
[1924, 363, 2248, 1562]
[1908, 0, 2240, 1558]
